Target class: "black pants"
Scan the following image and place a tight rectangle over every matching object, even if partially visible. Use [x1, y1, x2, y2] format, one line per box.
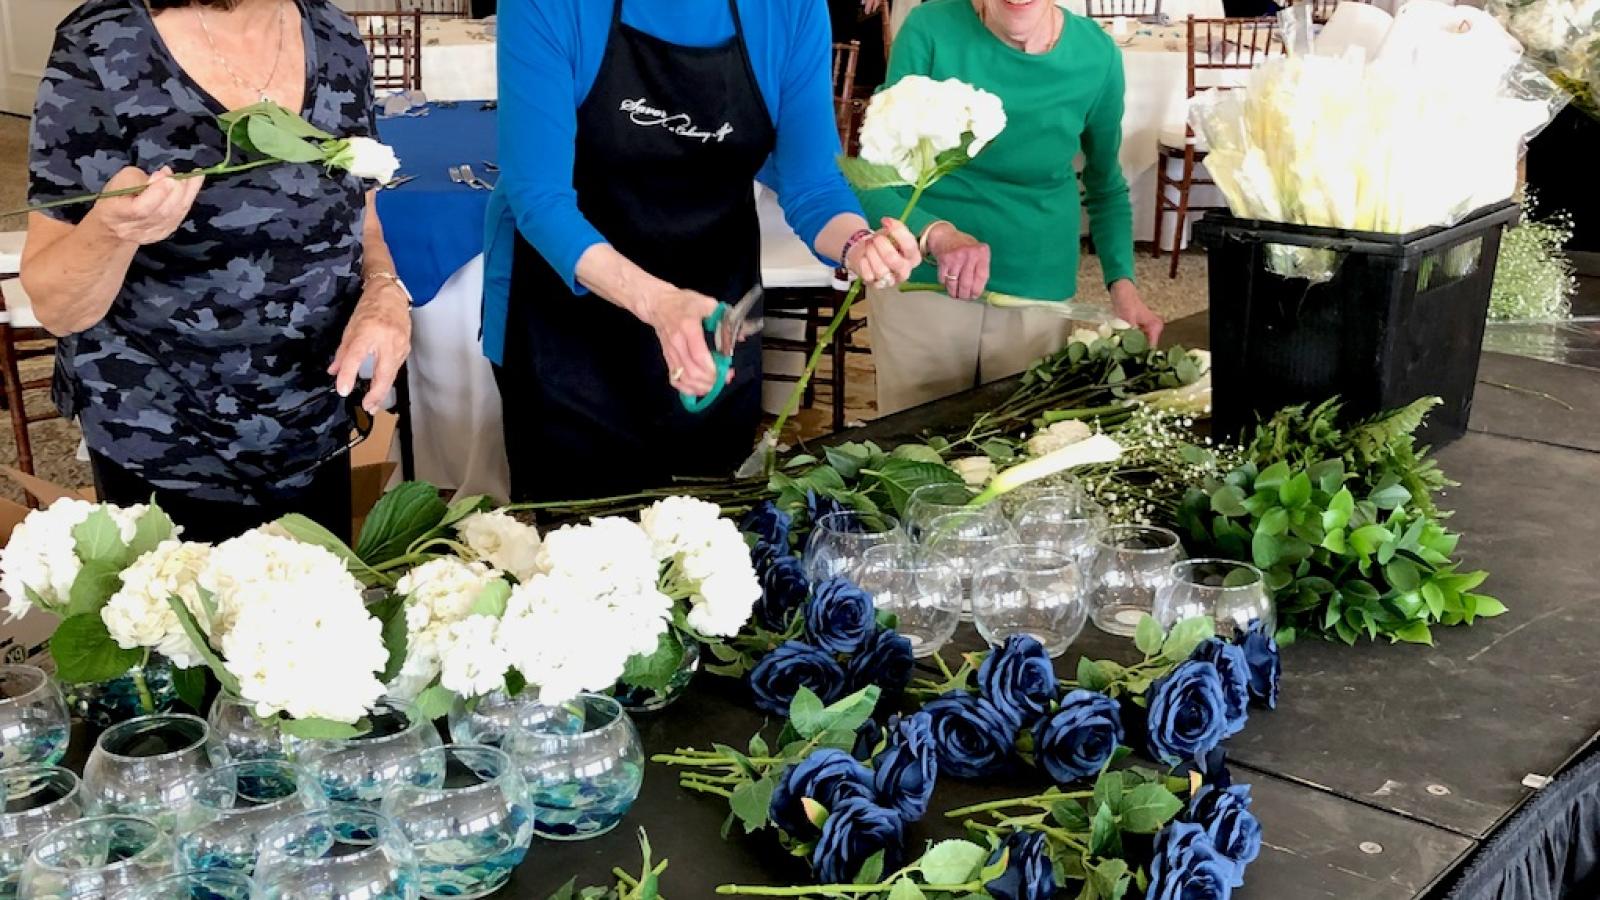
[88, 451, 354, 544]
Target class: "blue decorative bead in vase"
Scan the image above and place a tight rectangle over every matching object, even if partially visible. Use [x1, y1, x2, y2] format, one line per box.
[382, 745, 533, 899]
[447, 691, 543, 750]
[504, 693, 643, 841]
[59, 655, 179, 731]
[295, 698, 444, 805]
[611, 640, 700, 714]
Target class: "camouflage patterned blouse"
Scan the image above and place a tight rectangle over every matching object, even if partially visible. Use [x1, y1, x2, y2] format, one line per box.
[28, 0, 374, 503]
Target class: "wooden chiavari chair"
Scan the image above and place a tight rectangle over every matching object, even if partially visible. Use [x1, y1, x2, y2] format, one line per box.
[351, 10, 424, 93]
[1084, 0, 1164, 19]
[1152, 16, 1281, 278]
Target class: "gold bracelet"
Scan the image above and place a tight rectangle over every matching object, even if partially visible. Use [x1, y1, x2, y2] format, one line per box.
[919, 220, 951, 258]
[365, 271, 413, 307]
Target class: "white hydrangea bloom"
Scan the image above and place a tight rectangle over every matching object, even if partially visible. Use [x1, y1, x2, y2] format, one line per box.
[497, 517, 673, 704]
[201, 529, 386, 724]
[858, 75, 1007, 183]
[640, 498, 759, 639]
[437, 614, 510, 697]
[101, 540, 211, 669]
[0, 499, 148, 620]
[390, 557, 504, 699]
[456, 510, 541, 582]
[951, 456, 996, 488]
[1026, 420, 1095, 457]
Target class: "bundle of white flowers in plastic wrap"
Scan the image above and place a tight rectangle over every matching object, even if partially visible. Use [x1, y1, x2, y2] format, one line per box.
[1488, 0, 1600, 118]
[1188, 1, 1566, 280]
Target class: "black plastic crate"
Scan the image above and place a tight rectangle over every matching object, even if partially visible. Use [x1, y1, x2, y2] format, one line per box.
[1192, 201, 1520, 447]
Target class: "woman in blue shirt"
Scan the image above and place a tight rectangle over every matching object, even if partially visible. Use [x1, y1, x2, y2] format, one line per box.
[486, 0, 921, 502]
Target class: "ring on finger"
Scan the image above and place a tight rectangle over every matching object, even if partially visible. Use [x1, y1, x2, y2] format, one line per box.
[670, 366, 685, 382]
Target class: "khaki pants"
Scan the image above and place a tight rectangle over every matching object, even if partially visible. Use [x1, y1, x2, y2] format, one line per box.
[868, 286, 1073, 416]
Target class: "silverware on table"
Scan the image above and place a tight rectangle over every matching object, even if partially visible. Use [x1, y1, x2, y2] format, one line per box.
[461, 164, 496, 190]
[480, 160, 500, 173]
[380, 174, 417, 190]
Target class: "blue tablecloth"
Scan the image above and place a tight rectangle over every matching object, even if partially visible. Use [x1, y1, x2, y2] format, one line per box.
[375, 104, 498, 305]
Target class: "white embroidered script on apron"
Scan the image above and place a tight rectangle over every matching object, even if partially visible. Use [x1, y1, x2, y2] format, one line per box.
[619, 98, 735, 144]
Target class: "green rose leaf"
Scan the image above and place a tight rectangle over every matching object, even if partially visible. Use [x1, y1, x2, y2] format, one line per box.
[919, 839, 988, 884]
[1089, 801, 1120, 857]
[788, 686, 826, 738]
[127, 504, 177, 560]
[1120, 329, 1150, 354]
[1119, 783, 1184, 833]
[1094, 771, 1126, 817]
[854, 849, 886, 885]
[825, 443, 873, 481]
[729, 773, 778, 833]
[72, 509, 129, 568]
[792, 686, 880, 741]
[279, 716, 365, 740]
[1161, 616, 1214, 662]
[1090, 858, 1133, 900]
[245, 115, 325, 164]
[50, 614, 143, 683]
[889, 444, 945, 465]
[1077, 657, 1112, 693]
[1051, 799, 1091, 832]
[1133, 615, 1165, 656]
[887, 879, 927, 900]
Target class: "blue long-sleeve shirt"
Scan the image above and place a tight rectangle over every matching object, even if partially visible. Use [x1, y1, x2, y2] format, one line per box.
[483, 0, 864, 363]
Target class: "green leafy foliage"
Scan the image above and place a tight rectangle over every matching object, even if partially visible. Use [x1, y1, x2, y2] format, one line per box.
[1181, 454, 1502, 645]
[355, 481, 449, 566]
[171, 665, 208, 712]
[621, 630, 689, 692]
[50, 614, 143, 683]
[278, 717, 364, 740]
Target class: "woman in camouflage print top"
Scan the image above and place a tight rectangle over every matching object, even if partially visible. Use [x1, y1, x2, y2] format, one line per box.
[20, 0, 410, 542]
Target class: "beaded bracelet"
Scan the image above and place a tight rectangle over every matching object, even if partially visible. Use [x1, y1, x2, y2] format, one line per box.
[839, 228, 875, 270]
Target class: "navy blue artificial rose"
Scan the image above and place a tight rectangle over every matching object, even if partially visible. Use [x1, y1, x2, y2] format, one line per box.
[871, 711, 938, 822]
[1186, 784, 1260, 884]
[768, 748, 876, 838]
[1146, 822, 1238, 900]
[742, 502, 793, 550]
[1238, 622, 1280, 709]
[1145, 660, 1230, 766]
[1032, 689, 1124, 784]
[847, 628, 915, 696]
[748, 642, 846, 715]
[757, 553, 811, 630]
[978, 635, 1059, 727]
[805, 491, 860, 531]
[804, 577, 876, 655]
[750, 539, 785, 576]
[985, 831, 1056, 900]
[811, 797, 905, 884]
[852, 718, 884, 762]
[1189, 638, 1251, 738]
[922, 691, 1018, 779]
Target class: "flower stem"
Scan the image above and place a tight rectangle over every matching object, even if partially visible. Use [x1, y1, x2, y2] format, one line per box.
[763, 184, 927, 474]
[5, 159, 280, 216]
[943, 790, 1093, 818]
[678, 780, 733, 799]
[131, 654, 156, 715]
[716, 882, 982, 897]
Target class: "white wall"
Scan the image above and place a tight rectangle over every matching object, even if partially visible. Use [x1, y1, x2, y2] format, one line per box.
[0, 0, 75, 116]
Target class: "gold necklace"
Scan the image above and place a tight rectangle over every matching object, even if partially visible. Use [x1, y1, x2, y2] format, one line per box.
[197, 0, 287, 104]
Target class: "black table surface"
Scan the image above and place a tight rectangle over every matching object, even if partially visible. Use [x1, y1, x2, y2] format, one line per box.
[499, 326, 1600, 897]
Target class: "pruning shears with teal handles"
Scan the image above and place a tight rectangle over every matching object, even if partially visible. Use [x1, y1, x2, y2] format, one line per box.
[680, 284, 765, 413]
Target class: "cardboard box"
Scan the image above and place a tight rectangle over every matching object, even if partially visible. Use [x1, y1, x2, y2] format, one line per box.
[0, 495, 55, 669]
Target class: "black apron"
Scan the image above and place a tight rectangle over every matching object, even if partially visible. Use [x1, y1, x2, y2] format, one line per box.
[495, 0, 775, 503]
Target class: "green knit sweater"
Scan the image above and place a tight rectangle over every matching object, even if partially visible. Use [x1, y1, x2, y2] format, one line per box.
[857, 0, 1136, 300]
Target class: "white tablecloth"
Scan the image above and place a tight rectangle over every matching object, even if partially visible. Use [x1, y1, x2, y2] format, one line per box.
[405, 191, 827, 499]
[421, 18, 496, 101]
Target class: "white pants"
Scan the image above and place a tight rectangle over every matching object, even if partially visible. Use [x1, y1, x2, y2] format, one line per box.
[868, 286, 1072, 416]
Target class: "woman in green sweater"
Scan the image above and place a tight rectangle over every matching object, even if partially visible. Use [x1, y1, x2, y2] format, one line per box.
[860, 0, 1164, 415]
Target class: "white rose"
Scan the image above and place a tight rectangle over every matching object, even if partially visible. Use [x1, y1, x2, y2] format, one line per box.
[1026, 420, 1094, 457]
[332, 136, 401, 183]
[456, 511, 541, 582]
[950, 456, 996, 488]
[1189, 349, 1212, 375]
[1068, 328, 1100, 347]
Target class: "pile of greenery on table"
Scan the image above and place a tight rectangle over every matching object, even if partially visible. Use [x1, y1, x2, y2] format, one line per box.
[1178, 399, 1503, 645]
